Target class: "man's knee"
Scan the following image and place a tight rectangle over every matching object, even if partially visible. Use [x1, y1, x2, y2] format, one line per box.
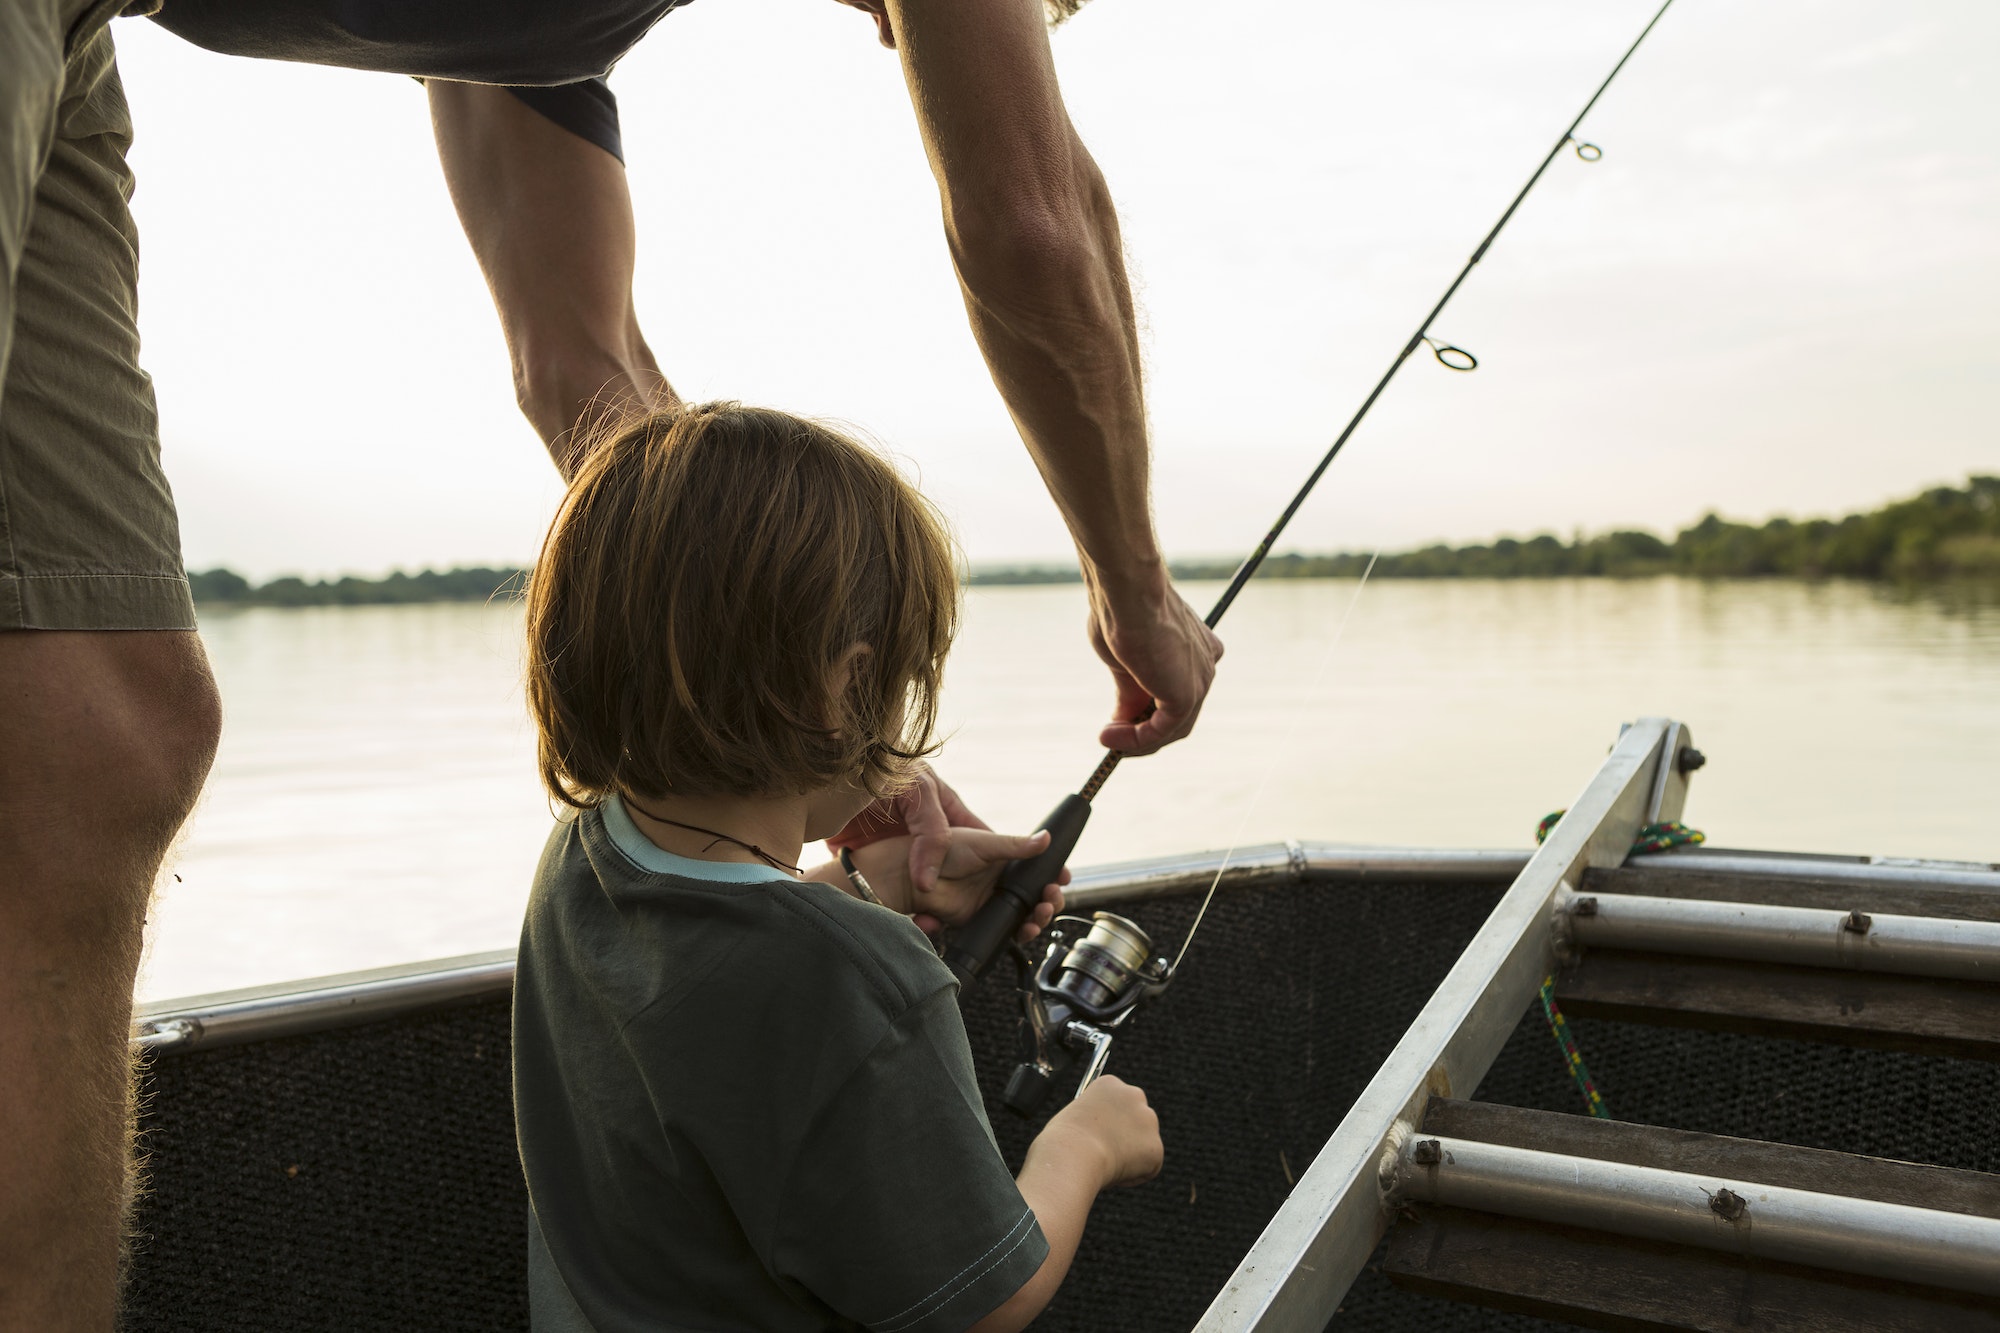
[0, 629, 220, 930]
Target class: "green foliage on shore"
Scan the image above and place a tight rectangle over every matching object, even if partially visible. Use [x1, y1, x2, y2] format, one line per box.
[188, 477, 1997, 605]
[985, 475, 2000, 585]
[188, 566, 525, 607]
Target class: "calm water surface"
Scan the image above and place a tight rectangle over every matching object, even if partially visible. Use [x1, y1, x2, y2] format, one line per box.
[141, 579, 2000, 1001]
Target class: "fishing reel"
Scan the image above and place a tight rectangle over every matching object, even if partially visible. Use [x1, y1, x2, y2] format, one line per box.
[1002, 911, 1176, 1116]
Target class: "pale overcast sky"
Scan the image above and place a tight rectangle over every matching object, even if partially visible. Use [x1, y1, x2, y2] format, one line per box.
[112, 0, 1996, 580]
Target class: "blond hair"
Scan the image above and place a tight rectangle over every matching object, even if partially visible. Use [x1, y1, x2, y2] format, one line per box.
[526, 402, 959, 807]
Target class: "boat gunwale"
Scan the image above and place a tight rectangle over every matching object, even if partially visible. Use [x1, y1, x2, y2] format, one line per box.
[131, 842, 1999, 1055]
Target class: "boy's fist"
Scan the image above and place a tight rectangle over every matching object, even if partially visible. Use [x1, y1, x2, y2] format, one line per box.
[846, 827, 1067, 942]
[1049, 1076, 1162, 1190]
[826, 764, 989, 893]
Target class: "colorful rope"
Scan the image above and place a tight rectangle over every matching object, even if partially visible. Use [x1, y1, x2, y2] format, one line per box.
[1631, 820, 1706, 854]
[1538, 974, 1610, 1118]
[1535, 809, 1706, 854]
[1526, 809, 1702, 1118]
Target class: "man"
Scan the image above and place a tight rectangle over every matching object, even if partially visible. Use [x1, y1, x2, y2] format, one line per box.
[0, 0, 1223, 1325]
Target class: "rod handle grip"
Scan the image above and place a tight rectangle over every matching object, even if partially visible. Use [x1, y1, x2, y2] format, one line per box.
[943, 794, 1091, 988]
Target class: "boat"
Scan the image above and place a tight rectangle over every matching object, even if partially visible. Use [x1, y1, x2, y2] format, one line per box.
[124, 716, 2000, 1330]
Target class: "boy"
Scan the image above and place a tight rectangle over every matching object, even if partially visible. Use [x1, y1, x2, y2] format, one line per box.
[516, 402, 1163, 1331]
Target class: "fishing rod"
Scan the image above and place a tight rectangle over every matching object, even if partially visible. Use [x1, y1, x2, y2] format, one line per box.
[942, 0, 1678, 1111]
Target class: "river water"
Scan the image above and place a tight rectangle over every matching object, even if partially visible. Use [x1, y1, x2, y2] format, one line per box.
[139, 578, 1999, 1002]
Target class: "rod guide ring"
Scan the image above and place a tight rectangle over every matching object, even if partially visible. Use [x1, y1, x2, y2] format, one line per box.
[1422, 336, 1479, 372]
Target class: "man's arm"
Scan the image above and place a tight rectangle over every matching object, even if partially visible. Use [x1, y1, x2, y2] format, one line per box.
[881, 0, 1223, 755]
[427, 82, 676, 473]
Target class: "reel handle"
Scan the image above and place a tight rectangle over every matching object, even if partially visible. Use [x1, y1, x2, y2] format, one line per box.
[943, 793, 1091, 987]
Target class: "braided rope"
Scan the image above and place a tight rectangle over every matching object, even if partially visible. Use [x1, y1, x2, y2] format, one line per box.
[1538, 974, 1610, 1118]
[1525, 809, 1706, 1117]
[1535, 809, 1706, 854]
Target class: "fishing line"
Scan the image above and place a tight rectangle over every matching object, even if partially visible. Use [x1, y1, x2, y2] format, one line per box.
[1075, 0, 1674, 807]
[1159, 0, 1676, 962]
[986, 559, 1384, 1112]
[1171, 552, 1380, 972]
[945, 0, 1677, 992]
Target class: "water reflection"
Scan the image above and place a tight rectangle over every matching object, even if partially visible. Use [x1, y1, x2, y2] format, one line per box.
[141, 579, 1999, 1000]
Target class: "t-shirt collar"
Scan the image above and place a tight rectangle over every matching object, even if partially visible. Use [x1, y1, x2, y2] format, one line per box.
[598, 793, 798, 884]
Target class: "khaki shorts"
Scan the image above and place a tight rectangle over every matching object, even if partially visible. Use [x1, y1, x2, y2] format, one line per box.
[0, 0, 193, 629]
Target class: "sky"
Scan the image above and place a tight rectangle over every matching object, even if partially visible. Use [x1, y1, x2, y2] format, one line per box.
[112, 0, 1997, 580]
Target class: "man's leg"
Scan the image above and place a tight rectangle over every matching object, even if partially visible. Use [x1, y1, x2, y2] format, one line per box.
[0, 630, 219, 1329]
[0, 7, 219, 1326]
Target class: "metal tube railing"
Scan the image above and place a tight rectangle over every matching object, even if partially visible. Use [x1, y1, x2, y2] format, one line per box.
[1396, 1134, 2000, 1298]
[1196, 717, 1688, 1331]
[1565, 891, 2000, 982]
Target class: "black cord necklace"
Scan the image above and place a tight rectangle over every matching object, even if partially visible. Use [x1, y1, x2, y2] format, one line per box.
[621, 799, 804, 876]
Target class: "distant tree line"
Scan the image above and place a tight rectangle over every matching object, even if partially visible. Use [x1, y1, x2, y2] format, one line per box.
[979, 475, 2000, 585]
[189, 476, 1997, 605]
[188, 566, 525, 606]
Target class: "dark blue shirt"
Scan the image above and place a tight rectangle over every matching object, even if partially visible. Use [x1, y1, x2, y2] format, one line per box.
[146, 0, 696, 160]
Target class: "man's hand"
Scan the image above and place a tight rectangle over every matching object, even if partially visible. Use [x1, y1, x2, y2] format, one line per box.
[847, 829, 1067, 942]
[1088, 573, 1224, 756]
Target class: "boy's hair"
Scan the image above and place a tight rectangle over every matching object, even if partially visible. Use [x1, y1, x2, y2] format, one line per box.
[525, 402, 959, 808]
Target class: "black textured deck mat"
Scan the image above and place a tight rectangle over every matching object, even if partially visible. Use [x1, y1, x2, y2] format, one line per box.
[124, 878, 2000, 1331]
[125, 1002, 525, 1333]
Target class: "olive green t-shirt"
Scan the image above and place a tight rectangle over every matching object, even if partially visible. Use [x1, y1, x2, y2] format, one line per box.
[514, 797, 1048, 1332]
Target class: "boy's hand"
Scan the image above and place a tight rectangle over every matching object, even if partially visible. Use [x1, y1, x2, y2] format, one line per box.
[847, 828, 1068, 943]
[827, 764, 991, 894]
[1040, 1076, 1162, 1190]
[999, 1077, 1162, 1333]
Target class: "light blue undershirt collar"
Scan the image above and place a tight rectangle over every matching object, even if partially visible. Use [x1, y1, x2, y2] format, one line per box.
[600, 793, 796, 884]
